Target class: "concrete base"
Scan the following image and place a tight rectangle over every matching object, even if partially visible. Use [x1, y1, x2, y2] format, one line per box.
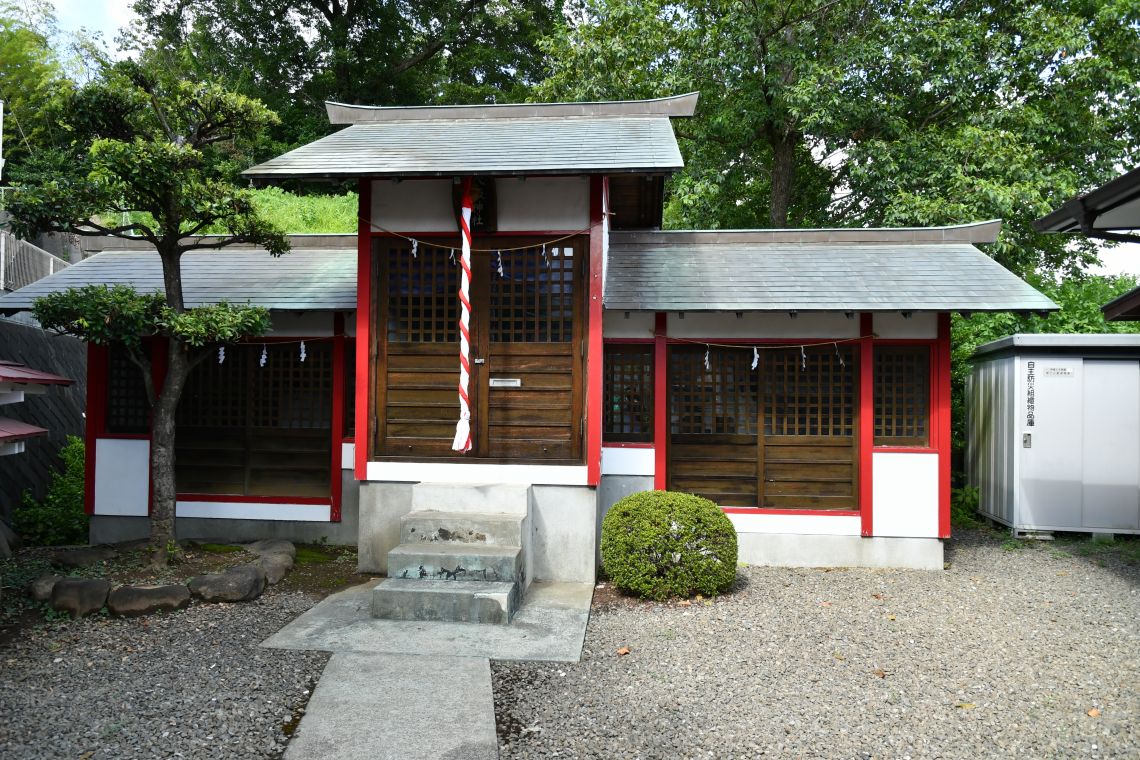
[372, 578, 519, 624]
[89, 474, 360, 546]
[529, 485, 597, 583]
[386, 543, 522, 583]
[596, 475, 654, 567]
[737, 533, 945, 570]
[357, 482, 414, 574]
[283, 652, 497, 760]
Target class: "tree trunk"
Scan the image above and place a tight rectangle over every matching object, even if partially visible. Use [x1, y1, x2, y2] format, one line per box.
[769, 131, 798, 228]
[148, 337, 191, 567]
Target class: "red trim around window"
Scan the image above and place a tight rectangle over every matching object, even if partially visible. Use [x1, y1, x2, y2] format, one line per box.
[721, 508, 861, 517]
[604, 442, 654, 449]
[604, 338, 654, 344]
[653, 312, 668, 490]
[859, 313, 874, 536]
[354, 178, 372, 480]
[586, 176, 605, 486]
[872, 446, 937, 454]
[937, 312, 952, 538]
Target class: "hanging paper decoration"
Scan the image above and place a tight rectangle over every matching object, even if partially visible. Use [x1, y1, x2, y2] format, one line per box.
[411, 239, 418, 259]
[299, 340, 307, 362]
[800, 345, 807, 371]
[834, 342, 845, 368]
[541, 243, 549, 268]
[450, 248, 456, 265]
[704, 346, 711, 371]
[260, 344, 268, 367]
[752, 347, 759, 370]
[496, 250, 505, 279]
[451, 179, 475, 453]
[218, 346, 225, 364]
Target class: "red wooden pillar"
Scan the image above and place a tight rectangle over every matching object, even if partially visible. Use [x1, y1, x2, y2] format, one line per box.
[586, 175, 605, 485]
[354, 178, 372, 480]
[859, 313, 874, 536]
[83, 344, 108, 515]
[937, 312, 952, 538]
[330, 313, 346, 521]
[653, 312, 668, 490]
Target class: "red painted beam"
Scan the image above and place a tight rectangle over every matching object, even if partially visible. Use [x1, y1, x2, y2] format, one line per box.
[354, 178, 372, 480]
[586, 176, 605, 485]
[937, 312, 953, 539]
[859, 313, 874, 536]
[653, 312, 668, 490]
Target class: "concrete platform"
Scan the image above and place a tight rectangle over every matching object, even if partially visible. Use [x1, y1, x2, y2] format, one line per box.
[282, 652, 497, 760]
[371, 578, 519, 624]
[264, 580, 592, 662]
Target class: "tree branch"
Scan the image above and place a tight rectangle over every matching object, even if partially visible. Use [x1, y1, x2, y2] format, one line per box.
[387, 0, 490, 77]
[123, 343, 157, 407]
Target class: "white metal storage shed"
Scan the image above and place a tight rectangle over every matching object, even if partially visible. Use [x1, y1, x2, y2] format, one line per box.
[968, 334, 1140, 535]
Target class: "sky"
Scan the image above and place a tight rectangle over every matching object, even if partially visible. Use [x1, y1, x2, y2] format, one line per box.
[42, 2, 1140, 278]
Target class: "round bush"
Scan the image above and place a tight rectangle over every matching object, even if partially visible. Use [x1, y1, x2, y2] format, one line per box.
[600, 490, 737, 601]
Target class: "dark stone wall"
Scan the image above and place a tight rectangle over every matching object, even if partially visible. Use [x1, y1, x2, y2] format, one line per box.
[0, 317, 87, 522]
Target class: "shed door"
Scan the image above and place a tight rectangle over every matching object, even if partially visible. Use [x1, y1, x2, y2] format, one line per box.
[667, 345, 857, 509]
[1082, 360, 1140, 530]
[377, 237, 584, 461]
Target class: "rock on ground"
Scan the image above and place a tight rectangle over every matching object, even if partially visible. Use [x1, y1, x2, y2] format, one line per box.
[0, 590, 328, 760]
[50, 578, 111, 618]
[494, 530, 1140, 759]
[52, 546, 118, 569]
[257, 553, 295, 585]
[0, 520, 20, 559]
[28, 573, 63, 602]
[246, 540, 296, 560]
[189, 565, 268, 603]
[108, 584, 191, 617]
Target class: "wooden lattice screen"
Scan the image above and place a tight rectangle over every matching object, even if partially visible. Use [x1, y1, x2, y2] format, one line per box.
[762, 346, 855, 437]
[874, 345, 930, 446]
[106, 346, 150, 434]
[489, 245, 575, 343]
[670, 347, 758, 435]
[603, 345, 653, 442]
[176, 343, 332, 497]
[387, 243, 458, 343]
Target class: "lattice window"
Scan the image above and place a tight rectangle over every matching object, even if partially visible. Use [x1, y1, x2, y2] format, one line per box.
[762, 346, 855, 437]
[106, 346, 150, 434]
[874, 345, 930, 446]
[489, 245, 575, 343]
[344, 341, 356, 437]
[603, 345, 653, 442]
[387, 242, 459, 343]
[670, 347, 758, 435]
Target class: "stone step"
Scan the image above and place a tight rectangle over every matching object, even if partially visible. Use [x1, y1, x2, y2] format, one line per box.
[387, 543, 523, 584]
[371, 578, 520, 624]
[401, 510, 526, 547]
[411, 482, 529, 515]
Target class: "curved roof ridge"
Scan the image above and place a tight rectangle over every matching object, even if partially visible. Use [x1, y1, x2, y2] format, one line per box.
[325, 92, 699, 124]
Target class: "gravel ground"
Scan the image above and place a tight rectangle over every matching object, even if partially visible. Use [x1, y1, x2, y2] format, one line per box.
[0, 589, 328, 759]
[494, 530, 1140, 759]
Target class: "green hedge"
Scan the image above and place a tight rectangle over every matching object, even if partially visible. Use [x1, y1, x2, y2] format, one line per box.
[14, 435, 87, 546]
[600, 490, 738, 600]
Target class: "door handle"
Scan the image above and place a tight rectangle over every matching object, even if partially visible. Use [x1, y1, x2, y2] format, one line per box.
[472, 358, 486, 365]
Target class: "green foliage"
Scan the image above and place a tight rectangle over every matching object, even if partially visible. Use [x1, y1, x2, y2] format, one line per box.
[950, 487, 983, 529]
[14, 436, 87, 546]
[600, 490, 737, 601]
[211, 187, 357, 234]
[196, 543, 242, 554]
[295, 546, 334, 565]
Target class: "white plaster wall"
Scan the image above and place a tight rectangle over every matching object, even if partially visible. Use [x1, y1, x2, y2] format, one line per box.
[872, 452, 939, 538]
[603, 311, 655, 338]
[176, 501, 331, 521]
[94, 438, 150, 516]
[366, 461, 588, 485]
[601, 446, 655, 476]
[667, 312, 859, 339]
[874, 312, 938, 339]
[727, 512, 861, 536]
[267, 311, 334, 336]
[371, 179, 455, 232]
[530, 485, 597, 583]
[496, 177, 589, 231]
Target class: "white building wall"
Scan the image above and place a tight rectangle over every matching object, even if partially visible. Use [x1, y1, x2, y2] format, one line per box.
[666, 312, 859, 339]
[371, 179, 455, 231]
[496, 177, 589, 231]
[872, 452, 939, 537]
[93, 438, 150, 516]
[600, 446, 654, 476]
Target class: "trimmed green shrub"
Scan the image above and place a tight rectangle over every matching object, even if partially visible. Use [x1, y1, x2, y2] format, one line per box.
[14, 435, 87, 546]
[600, 490, 737, 600]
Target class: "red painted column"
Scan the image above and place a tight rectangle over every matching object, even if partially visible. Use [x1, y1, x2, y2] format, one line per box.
[859, 313, 874, 536]
[83, 344, 108, 515]
[937, 312, 952, 538]
[330, 313, 345, 522]
[586, 175, 605, 485]
[653, 312, 668, 490]
[354, 178, 372, 480]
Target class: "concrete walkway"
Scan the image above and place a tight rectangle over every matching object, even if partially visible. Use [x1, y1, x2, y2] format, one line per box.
[268, 581, 593, 760]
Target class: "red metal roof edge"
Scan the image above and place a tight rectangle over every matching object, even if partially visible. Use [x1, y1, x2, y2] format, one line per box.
[0, 361, 75, 386]
[0, 417, 50, 444]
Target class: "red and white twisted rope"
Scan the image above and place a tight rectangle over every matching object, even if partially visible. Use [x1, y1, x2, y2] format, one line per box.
[451, 179, 474, 453]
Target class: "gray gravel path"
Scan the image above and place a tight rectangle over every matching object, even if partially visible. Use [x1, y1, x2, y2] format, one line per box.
[1, 590, 328, 759]
[493, 531, 1140, 758]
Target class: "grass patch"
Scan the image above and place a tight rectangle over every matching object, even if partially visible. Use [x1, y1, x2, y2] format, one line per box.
[1055, 535, 1140, 566]
[196, 543, 243, 554]
[1001, 538, 1024, 552]
[294, 546, 335, 565]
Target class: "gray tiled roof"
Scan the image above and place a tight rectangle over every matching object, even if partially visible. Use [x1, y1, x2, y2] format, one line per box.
[243, 116, 684, 179]
[605, 231, 1056, 313]
[0, 248, 356, 313]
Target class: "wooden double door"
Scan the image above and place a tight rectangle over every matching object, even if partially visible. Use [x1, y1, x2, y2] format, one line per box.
[667, 345, 859, 510]
[375, 236, 586, 461]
